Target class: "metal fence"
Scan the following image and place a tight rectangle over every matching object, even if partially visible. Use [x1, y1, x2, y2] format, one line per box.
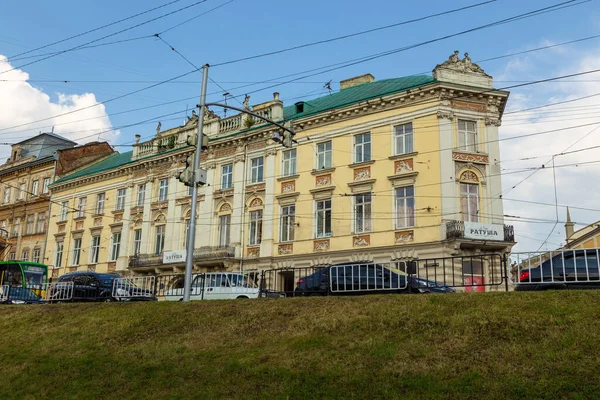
[46, 281, 74, 302]
[409, 253, 507, 292]
[510, 248, 600, 288]
[328, 263, 409, 293]
[112, 277, 156, 300]
[259, 266, 325, 298]
[155, 271, 261, 301]
[0, 285, 8, 302]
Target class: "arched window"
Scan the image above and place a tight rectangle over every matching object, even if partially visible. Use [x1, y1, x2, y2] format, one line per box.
[247, 198, 263, 246]
[183, 209, 191, 248]
[217, 203, 232, 248]
[459, 170, 480, 222]
[154, 214, 166, 255]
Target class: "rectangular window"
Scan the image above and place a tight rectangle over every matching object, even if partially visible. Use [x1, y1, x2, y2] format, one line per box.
[218, 215, 231, 247]
[137, 184, 146, 207]
[26, 215, 34, 235]
[12, 217, 20, 237]
[158, 178, 169, 202]
[155, 225, 165, 255]
[96, 193, 105, 214]
[280, 205, 296, 242]
[72, 238, 82, 266]
[395, 186, 415, 229]
[183, 220, 190, 248]
[315, 199, 332, 238]
[133, 229, 142, 255]
[36, 213, 46, 233]
[18, 183, 26, 200]
[31, 180, 39, 196]
[354, 133, 371, 163]
[9, 252, 15, 261]
[249, 210, 263, 246]
[395, 123, 414, 155]
[354, 193, 372, 233]
[33, 249, 40, 264]
[250, 157, 264, 183]
[42, 178, 50, 194]
[316, 141, 332, 170]
[460, 183, 479, 222]
[282, 149, 297, 177]
[116, 189, 126, 210]
[458, 119, 477, 152]
[76, 197, 86, 218]
[3, 187, 10, 204]
[221, 164, 233, 189]
[59, 201, 69, 222]
[55, 242, 64, 268]
[90, 236, 100, 264]
[111, 232, 121, 261]
[22, 250, 29, 261]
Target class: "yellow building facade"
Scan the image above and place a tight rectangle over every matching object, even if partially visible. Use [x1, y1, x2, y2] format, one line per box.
[46, 52, 515, 281]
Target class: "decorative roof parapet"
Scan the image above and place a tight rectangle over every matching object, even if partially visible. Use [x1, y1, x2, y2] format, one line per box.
[433, 51, 493, 89]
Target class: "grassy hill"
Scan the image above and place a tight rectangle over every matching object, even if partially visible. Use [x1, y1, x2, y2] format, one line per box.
[2, 291, 600, 399]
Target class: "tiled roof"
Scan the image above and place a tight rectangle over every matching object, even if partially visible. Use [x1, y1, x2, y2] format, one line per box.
[53, 151, 133, 184]
[283, 75, 436, 119]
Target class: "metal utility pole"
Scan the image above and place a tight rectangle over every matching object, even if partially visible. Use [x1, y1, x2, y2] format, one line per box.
[183, 64, 209, 302]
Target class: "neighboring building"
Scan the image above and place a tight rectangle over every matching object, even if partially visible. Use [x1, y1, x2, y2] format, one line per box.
[564, 208, 599, 249]
[0, 133, 113, 266]
[46, 52, 515, 285]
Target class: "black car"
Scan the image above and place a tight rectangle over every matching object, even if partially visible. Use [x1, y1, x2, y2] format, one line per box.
[0, 287, 45, 304]
[48, 272, 156, 302]
[295, 263, 410, 296]
[409, 277, 456, 294]
[515, 249, 600, 291]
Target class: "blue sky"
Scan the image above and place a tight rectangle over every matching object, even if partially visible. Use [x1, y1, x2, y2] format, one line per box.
[1, 0, 600, 253]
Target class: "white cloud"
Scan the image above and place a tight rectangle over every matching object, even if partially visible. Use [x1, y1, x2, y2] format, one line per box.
[0, 55, 117, 160]
[496, 45, 600, 253]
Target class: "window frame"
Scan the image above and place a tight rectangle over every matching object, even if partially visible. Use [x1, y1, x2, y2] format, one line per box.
[72, 238, 82, 266]
[76, 197, 86, 218]
[33, 249, 40, 264]
[133, 229, 142, 255]
[394, 123, 414, 155]
[22, 249, 29, 261]
[248, 210, 263, 246]
[315, 199, 332, 238]
[36, 213, 46, 233]
[31, 180, 39, 196]
[55, 243, 64, 268]
[90, 235, 101, 264]
[3, 187, 10, 204]
[282, 149, 297, 177]
[25, 214, 34, 235]
[460, 182, 479, 222]
[111, 232, 122, 261]
[137, 184, 146, 207]
[221, 164, 233, 189]
[42, 178, 50, 194]
[218, 214, 231, 248]
[395, 186, 415, 229]
[354, 133, 372, 163]
[154, 225, 165, 255]
[96, 193, 105, 215]
[158, 178, 169, 202]
[457, 119, 478, 152]
[249, 157, 264, 184]
[280, 205, 296, 242]
[316, 141, 332, 170]
[116, 188, 126, 210]
[18, 183, 26, 200]
[354, 193, 372, 233]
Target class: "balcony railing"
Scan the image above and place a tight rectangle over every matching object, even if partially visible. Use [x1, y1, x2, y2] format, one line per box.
[446, 221, 515, 242]
[128, 246, 236, 268]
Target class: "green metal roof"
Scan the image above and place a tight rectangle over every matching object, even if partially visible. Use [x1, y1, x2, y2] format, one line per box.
[283, 75, 436, 119]
[53, 151, 134, 185]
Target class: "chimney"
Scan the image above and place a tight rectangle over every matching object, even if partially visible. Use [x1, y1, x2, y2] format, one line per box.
[340, 73, 375, 90]
[565, 207, 574, 242]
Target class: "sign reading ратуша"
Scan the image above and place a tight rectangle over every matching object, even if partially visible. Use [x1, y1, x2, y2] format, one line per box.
[463, 222, 503, 241]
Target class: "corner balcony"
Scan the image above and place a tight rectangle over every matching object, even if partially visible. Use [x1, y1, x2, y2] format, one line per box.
[446, 220, 515, 250]
[128, 246, 237, 271]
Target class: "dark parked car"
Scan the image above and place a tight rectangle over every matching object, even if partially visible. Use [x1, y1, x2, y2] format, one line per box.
[409, 278, 456, 294]
[48, 272, 156, 302]
[0, 287, 45, 304]
[295, 263, 411, 296]
[515, 249, 600, 291]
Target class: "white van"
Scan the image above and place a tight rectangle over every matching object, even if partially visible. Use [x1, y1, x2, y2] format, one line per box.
[164, 272, 260, 301]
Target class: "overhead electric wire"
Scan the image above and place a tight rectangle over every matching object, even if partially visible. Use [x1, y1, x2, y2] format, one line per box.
[4, 0, 183, 61]
[0, 0, 584, 135]
[0, 0, 212, 77]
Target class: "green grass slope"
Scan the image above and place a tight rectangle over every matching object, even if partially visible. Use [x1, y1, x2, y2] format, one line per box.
[1, 291, 600, 399]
